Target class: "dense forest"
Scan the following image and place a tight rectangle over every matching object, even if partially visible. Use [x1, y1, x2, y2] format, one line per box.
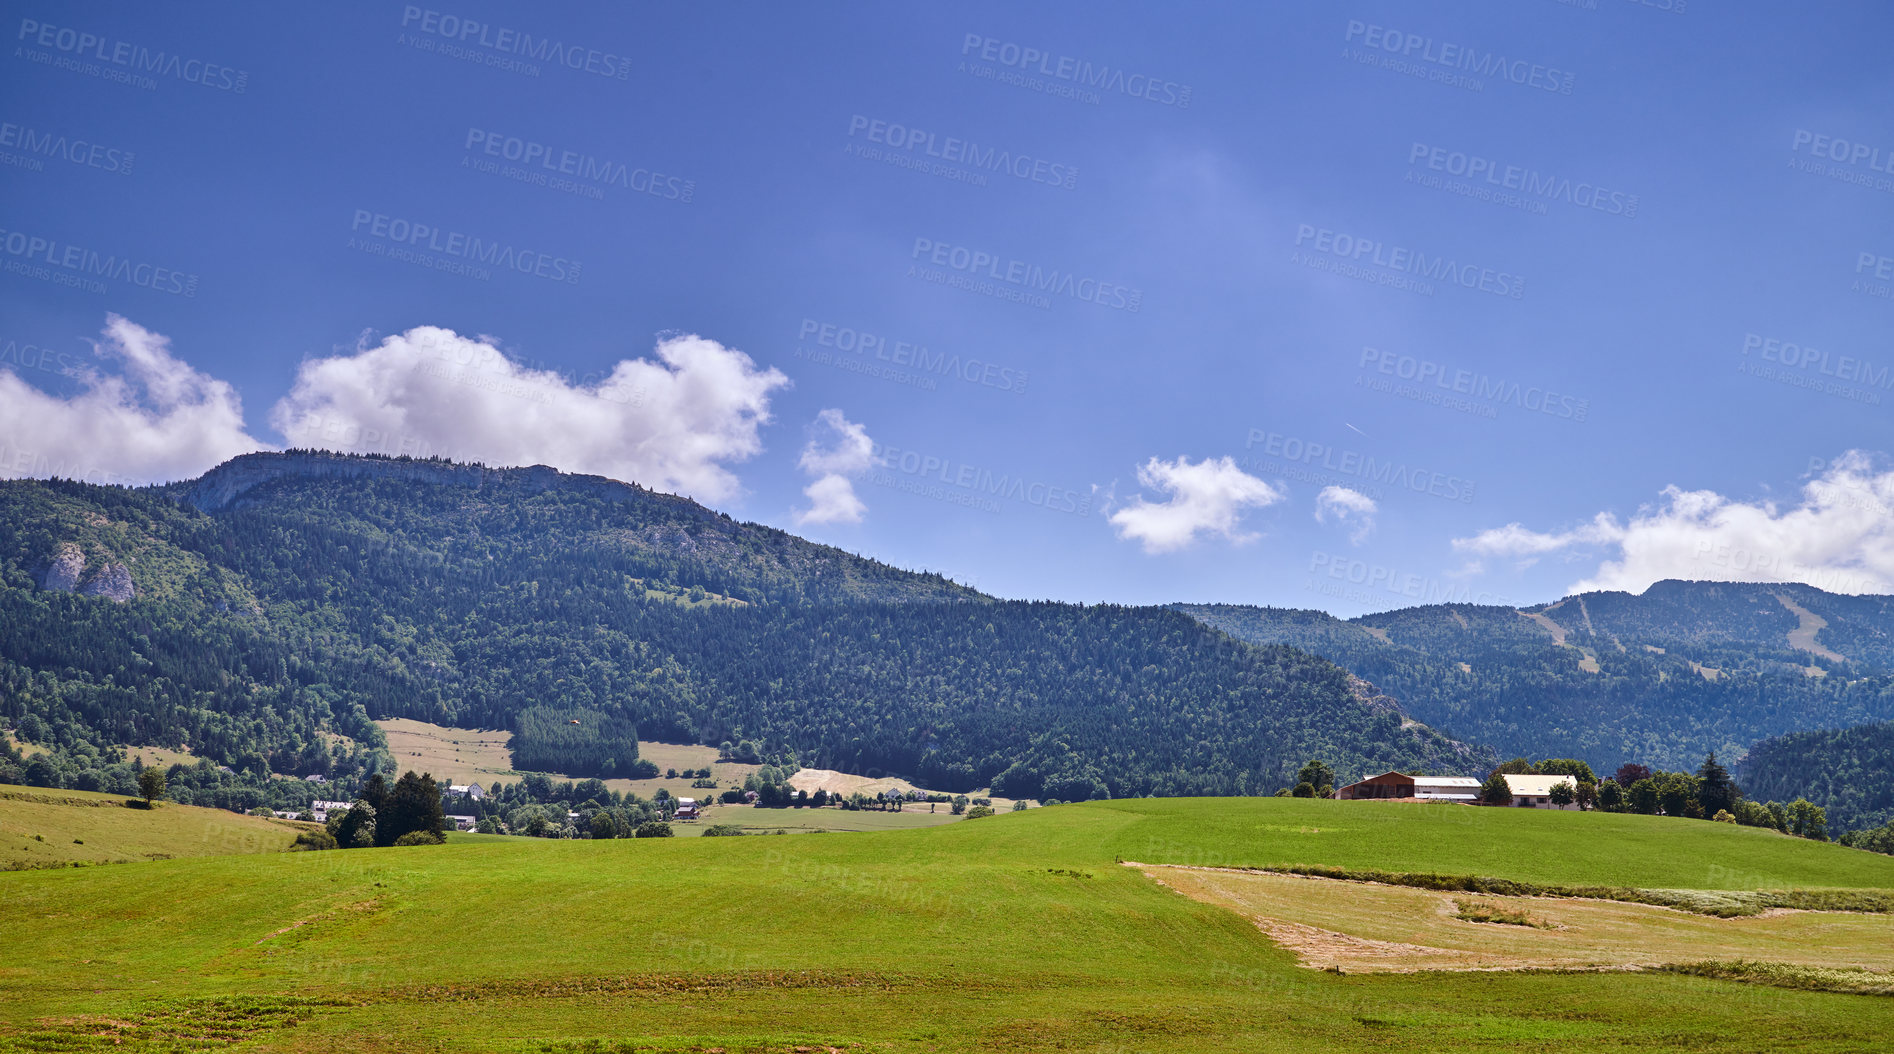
[1180, 585, 1894, 774]
[0, 453, 1488, 801]
[1737, 719, 1894, 832]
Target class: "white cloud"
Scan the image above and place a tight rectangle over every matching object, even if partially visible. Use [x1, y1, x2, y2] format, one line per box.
[1452, 452, 1894, 595]
[1108, 455, 1285, 554]
[793, 408, 873, 525]
[0, 314, 266, 485]
[270, 326, 788, 502]
[1314, 485, 1378, 544]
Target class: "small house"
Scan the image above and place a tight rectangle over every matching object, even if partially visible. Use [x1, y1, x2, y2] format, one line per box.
[445, 814, 478, 832]
[1500, 774, 1578, 809]
[675, 797, 699, 820]
[447, 783, 485, 801]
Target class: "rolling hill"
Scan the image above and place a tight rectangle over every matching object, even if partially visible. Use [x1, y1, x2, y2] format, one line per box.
[0, 452, 1485, 802]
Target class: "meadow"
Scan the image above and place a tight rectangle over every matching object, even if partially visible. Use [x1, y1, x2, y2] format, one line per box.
[2, 795, 1891, 1053]
[0, 785, 311, 869]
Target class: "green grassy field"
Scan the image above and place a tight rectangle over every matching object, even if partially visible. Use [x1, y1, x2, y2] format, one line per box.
[0, 785, 315, 869]
[2, 798, 1892, 1053]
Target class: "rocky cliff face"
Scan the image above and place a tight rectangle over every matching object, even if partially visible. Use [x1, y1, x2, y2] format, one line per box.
[32, 543, 135, 602]
[79, 564, 136, 603]
[36, 543, 85, 592]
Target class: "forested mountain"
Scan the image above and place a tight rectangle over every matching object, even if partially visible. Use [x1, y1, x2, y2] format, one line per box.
[0, 452, 1486, 800]
[1737, 720, 1894, 832]
[1180, 582, 1894, 775]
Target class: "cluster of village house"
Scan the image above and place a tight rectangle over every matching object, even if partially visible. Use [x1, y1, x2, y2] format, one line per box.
[288, 772, 1577, 826]
[1331, 771, 1581, 809]
[300, 781, 490, 830]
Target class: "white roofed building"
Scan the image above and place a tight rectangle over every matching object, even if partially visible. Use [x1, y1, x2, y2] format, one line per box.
[1411, 776, 1481, 801]
[1500, 774, 1578, 809]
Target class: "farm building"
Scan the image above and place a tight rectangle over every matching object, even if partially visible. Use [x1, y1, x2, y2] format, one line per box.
[447, 783, 486, 801]
[1332, 772, 1480, 801]
[445, 814, 478, 832]
[1500, 773, 1579, 809]
[674, 797, 700, 820]
[310, 799, 354, 823]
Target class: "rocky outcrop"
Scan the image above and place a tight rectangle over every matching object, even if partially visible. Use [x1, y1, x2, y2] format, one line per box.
[30, 544, 135, 602]
[79, 563, 135, 603]
[35, 543, 85, 592]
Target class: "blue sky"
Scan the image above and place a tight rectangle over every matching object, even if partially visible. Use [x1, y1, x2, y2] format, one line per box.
[4, 0, 1893, 614]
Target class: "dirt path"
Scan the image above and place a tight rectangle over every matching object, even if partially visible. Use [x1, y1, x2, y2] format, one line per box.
[1520, 610, 1567, 645]
[1774, 593, 1845, 662]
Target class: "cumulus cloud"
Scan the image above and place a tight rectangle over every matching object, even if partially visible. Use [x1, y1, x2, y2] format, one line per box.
[270, 326, 788, 502]
[1452, 452, 1894, 594]
[0, 314, 266, 485]
[793, 408, 873, 525]
[1108, 455, 1285, 554]
[1314, 485, 1378, 544]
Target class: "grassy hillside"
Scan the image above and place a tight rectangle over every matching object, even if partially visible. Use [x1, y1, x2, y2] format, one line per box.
[1, 798, 1890, 1053]
[0, 784, 314, 869]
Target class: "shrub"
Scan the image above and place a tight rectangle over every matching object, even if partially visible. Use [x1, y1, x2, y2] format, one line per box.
[292, 830, 338, 851]
[634, 821, 674, 838]
[392, 831, 444, 846]
[964, 805, 995, 819]
[1712, 809, 1736, 823]
[701, 824, 744, 836]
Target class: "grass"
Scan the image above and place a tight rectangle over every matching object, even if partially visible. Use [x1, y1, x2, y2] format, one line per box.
[1110, 796, 1894, 889]
[1660, 961, 1894, 997]
[1, 797, 1891, 1052]
[0, 785, 315, 869]
[1453, 899, 1552, 928]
